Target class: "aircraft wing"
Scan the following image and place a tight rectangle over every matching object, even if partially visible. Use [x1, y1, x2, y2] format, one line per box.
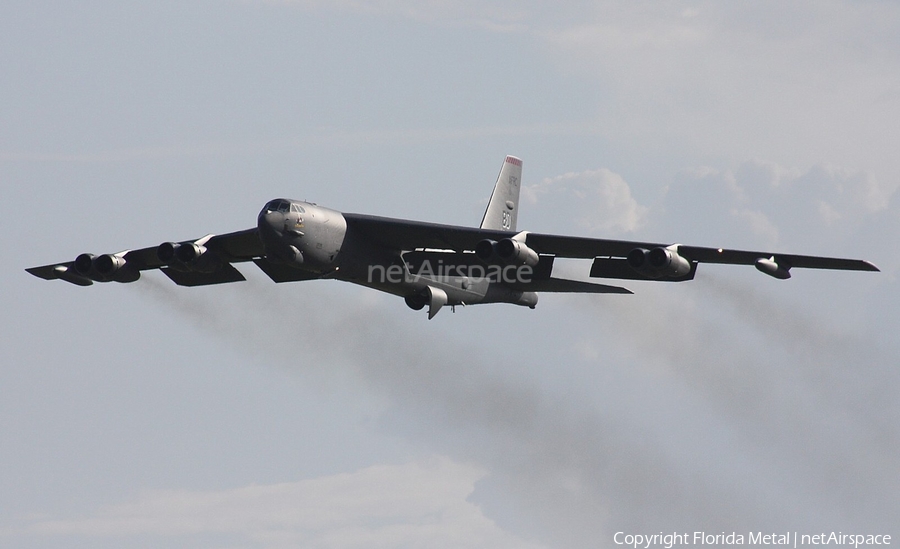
[524, 233, 878, 271]
[126, 228, 264, 269]
[27, 228, 265, 287]
[525, 233, 878, 281]
[345, 214, 513, 251]
[344, 214, 878, 280]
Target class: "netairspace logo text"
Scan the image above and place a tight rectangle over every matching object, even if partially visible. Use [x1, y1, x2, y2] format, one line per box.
[614, 532, 892, 549]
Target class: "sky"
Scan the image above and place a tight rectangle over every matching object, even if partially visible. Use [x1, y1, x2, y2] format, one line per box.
[2, 1, 899, 548]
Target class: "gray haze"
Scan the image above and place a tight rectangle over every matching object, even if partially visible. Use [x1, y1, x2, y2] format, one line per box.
[2, 2, 898, 548]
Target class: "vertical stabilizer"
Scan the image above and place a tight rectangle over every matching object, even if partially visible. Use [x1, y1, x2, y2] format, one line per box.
[480, 156, 522, 232]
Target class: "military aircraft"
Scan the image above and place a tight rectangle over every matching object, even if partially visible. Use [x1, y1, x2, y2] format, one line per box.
[28, 156, 878, 319]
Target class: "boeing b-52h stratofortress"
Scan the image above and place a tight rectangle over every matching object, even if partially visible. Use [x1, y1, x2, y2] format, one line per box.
[28, 156, 878, 319]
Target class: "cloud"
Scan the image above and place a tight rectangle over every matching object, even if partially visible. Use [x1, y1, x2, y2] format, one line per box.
[649, 160, 895, 251]
[734, 159, 893, 219]
[523, 168, 647, 235]
[568, 272, 900, 531]
[248, 0, 532, 32]
[543, 9, 705, 53]
[0, 122, 596, 164]
[25, 457, 545, 549]
[534, 3, 900, 179]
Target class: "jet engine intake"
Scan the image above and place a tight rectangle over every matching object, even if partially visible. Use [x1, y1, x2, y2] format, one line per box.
[156, 242, 179, 263]
[475, 239, 497, 262]
[405, 286, 450, 319]
[157, 241, 220, 273]
[73, 252, 139, 282]
[404, 293, 427, 310]
[175, 242, 206, 263]
[94, 253, 127, 276]
[74, 253, 95, 276]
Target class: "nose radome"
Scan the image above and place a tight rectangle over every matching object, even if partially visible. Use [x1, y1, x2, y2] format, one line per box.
[258, 210, 285, 234]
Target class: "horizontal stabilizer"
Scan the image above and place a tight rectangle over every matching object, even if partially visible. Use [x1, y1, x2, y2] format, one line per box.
[513, 277, 632, 294]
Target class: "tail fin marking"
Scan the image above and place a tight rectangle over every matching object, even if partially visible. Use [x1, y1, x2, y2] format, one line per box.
[480, 155, 523, 232]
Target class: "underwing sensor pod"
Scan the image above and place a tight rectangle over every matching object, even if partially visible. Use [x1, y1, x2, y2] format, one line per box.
[627, 245, 692, 279]
[755, 257, 792, 279]
[28, 155, 879, 318]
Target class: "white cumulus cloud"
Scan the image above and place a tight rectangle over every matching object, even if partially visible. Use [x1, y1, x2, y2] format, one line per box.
[524, 168, 647, 235]
[25, 457, 546, 549]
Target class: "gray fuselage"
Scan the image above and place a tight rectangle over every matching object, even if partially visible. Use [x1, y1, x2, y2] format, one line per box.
[256, 198, 538, 310]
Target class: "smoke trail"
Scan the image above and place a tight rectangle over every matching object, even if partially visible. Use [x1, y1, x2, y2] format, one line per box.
[131, 275, 705, 544]
[132, 271, 899, 546]
[701, 274, 899, 431]
[571, 274, 900, 531]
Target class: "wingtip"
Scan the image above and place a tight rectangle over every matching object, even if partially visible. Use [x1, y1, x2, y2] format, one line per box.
[25, 265, 58, 280]
[26, 264, 94, 285]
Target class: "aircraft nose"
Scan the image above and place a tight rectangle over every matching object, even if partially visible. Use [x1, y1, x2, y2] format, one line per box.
[258, 210, 285, 235]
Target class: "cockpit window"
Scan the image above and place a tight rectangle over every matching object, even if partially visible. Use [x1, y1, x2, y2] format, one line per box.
[290, 204, 305, 214]
[265, 200, 291, 213]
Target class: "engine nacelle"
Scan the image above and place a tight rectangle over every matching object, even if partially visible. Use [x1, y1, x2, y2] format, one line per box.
[627, 245, 691, 279]
[265, 244, 304, 267]
[475, 239, 497, 262]
[74, 253, 95, 276]
[515, 291, 539, 309]
[94, 254, 127, 276]
[425, 285, 448, 320]
[404, 292, 427, 311]
[156, 242, 179, 263]
[73, 252, 139, 282]
[158, 241, 220, 273]
[405, 286, 451, 319]
[175, 242, 206, 263]
[495, 238, 540, 267]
